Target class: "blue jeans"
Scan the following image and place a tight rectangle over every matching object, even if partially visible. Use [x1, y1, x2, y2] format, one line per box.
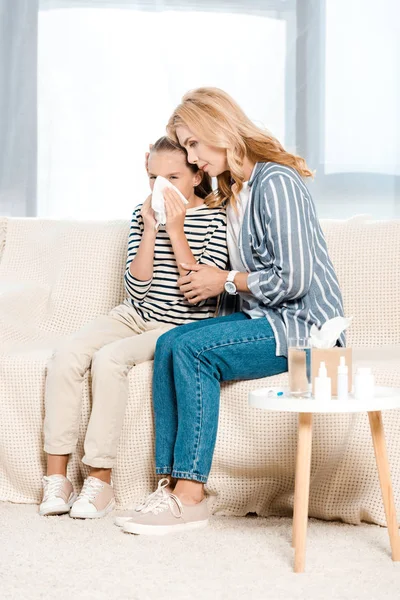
[152, 313, 288, 483]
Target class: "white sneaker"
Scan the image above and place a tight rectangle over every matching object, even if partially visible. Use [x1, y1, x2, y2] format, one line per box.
[39, 475, 77, 516]
[114, 478, 171, 527]
[70, 476, 115, 519]
[122, 481, 209, 536]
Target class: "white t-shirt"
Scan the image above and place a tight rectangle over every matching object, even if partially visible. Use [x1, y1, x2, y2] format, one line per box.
[226, 182, 264, 318]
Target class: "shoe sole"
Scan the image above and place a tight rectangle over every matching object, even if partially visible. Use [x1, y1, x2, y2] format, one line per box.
[39, 493, 78, 517]
[114, 514, 139, 528]
[123, 519, 209, 536]
[70, 498, 116, 519]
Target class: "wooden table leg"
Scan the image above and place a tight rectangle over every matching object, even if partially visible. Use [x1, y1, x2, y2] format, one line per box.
[293, 412, 313, 573]
[368, 411, 400, 561]
[292, 453, 299, 549]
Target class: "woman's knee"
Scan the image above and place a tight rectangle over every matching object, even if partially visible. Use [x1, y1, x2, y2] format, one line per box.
[155, 326, 184, 356]
[172, 330, 203, 360]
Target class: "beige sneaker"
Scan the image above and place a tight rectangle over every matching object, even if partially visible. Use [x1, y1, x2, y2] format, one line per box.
[39, 475, 77, 516]
[114, 478, 171, 527]
[122, 482, 209, 536]
[70, 476, 115, 519]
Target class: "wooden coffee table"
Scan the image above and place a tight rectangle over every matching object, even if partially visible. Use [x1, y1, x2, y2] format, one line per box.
[249, 386, 400, 573]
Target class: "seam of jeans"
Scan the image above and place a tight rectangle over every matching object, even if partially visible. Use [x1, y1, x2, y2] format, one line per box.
[171, 470, 207, 483]
[155, 467, 172, 473]
[191, 349, 204, 472]
[193, 334, 276, 358]
[190, 333, 276, 475]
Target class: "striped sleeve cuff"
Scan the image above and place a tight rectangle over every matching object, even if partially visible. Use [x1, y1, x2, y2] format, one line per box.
[247, 271, 267, 303]
[124, 269, 153, 301]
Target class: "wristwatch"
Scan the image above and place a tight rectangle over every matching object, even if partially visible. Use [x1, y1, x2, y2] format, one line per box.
[224, 270, 239, 295]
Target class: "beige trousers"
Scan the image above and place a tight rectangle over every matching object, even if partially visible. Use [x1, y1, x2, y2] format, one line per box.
[43, 303, 174, 468]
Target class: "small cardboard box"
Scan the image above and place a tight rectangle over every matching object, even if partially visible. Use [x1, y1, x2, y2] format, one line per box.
[311, 347, 352, 396]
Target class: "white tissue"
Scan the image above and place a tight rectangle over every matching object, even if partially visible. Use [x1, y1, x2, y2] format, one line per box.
[310, 316, 353, 349]
[151, 176, 188, 230]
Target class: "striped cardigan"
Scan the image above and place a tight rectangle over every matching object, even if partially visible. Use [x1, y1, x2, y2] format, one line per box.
[234, 162, 345, 357]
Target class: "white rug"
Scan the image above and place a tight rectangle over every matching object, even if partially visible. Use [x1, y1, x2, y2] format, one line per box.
[1, 504, 400, 600]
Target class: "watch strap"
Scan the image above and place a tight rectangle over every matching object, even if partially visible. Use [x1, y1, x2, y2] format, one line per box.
[226, 270, 239, 283]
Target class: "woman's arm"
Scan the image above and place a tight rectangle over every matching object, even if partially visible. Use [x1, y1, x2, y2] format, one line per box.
[177, 174, 315, 305]
[247, 174, 314, 307]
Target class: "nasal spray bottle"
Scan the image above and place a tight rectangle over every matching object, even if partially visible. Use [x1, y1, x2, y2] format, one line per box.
[314, 361, 332, 401]
[337, 356, 349, 401]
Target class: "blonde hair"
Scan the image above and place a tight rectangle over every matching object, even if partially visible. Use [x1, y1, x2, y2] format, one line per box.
[167, 87, 313, 208]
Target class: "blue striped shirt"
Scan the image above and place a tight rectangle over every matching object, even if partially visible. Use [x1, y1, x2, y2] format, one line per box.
[230, 162, 345, 357]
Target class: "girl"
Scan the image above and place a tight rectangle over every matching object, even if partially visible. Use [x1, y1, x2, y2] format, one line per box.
[40, 136, 228, 518]
[120, 88, 345, 536]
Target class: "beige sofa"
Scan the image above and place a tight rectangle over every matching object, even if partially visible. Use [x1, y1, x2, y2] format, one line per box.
[0, 215, 399, 526]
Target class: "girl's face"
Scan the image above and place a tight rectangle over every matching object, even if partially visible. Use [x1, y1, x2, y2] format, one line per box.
[176, 125, 229, 178]
[147, 150, 202, 200]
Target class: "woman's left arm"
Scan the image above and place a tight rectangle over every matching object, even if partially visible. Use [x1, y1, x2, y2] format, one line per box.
[179, 174, 315, 305]
[247, 173, 315, 307]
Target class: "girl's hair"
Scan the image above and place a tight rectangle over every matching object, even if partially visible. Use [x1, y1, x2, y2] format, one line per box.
[166, 87, 313, 208]
[150, 136, 212, 201]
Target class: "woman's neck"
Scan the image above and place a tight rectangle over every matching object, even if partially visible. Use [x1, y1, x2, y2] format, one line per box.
[242, 156, 256, 181]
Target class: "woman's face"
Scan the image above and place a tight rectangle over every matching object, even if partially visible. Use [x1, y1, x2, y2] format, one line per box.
[176, 125, 229, 178]
[147, 150, 201, 200]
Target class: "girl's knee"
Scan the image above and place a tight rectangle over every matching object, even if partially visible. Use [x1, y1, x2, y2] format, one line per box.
[91, 346, 123, 372]
[47, 345, 86, 376]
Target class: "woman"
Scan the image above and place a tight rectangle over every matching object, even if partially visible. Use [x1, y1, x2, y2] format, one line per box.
[119, 88, 345, 536]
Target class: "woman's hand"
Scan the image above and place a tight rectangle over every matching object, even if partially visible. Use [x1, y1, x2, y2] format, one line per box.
[164, 187, 186, 236]
[141, 195, 157, 233]
[178, 263, 228, 303]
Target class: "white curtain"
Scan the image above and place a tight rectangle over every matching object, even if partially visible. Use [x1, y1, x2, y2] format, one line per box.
[0, 0, 38, 217]
[1, 0, 399, 219]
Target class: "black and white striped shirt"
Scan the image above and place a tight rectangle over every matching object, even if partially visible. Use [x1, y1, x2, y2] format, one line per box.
[124, 203, 228, 325]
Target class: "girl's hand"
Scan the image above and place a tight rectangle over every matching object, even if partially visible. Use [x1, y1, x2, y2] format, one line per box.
[178, 263, 228, 303]
[164, 187, 187, 236]
[141, 195, 157, 233]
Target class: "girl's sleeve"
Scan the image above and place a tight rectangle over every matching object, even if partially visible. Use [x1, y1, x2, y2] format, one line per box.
[197, 211, 229, 270]
[247, 174, 315, 307]
[124, 207, 153, 302]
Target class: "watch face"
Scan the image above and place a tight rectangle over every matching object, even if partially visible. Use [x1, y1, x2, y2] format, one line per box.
[224, 281, 237, 295]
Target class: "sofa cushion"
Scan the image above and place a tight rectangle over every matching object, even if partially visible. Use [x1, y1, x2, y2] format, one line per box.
[321, 216, 400, 348]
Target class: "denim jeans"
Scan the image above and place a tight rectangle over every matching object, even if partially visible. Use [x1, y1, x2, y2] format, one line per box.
[152, 313, 288, 483]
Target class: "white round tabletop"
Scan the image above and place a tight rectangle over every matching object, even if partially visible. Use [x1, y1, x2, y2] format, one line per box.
[248, 386, 400, 414]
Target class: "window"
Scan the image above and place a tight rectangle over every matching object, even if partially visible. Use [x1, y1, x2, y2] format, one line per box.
[38, 4, 289, 218]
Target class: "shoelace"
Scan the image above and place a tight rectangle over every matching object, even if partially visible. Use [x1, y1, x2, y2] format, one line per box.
[136, 478, 171, 512]
[141, 487, 183, 519]
[78, 477, 104, 502]
[42, 475, 65, 501]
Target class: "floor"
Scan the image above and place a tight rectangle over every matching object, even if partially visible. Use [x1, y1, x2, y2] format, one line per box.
[1, 503, 400, 600]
